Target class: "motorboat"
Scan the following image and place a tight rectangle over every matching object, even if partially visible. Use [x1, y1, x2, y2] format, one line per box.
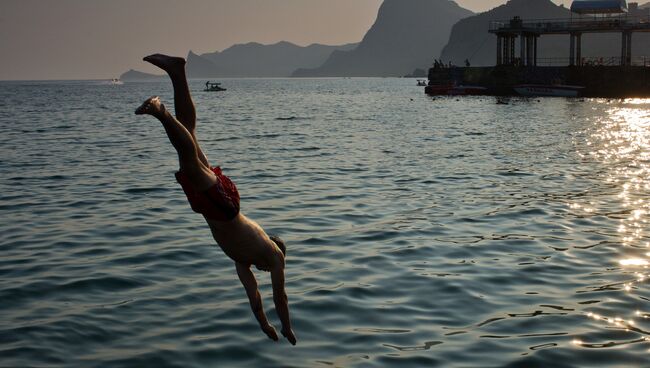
[204, 82, 226, 92]
[417, 79, 428, 86]
[513, 84, 584, 97]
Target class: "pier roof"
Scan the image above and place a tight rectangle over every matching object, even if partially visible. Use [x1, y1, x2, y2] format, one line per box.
[570, 0, 628, 14]
[489, 15, 650, 35]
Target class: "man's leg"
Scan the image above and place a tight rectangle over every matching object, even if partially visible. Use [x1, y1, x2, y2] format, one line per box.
[135, 96, 215, 190]
[143, 54, 210, 168]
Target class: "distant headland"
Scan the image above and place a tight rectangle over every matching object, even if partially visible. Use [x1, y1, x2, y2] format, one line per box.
[121, 41, 358, 81]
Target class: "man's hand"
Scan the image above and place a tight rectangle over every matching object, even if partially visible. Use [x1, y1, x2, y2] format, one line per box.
[281, 328, 297, 345]
[262, 323, 279, 341]
[270, 259, 297, 345]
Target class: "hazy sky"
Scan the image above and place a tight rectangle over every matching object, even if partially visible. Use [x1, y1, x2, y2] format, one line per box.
[0, 0, 572, 80]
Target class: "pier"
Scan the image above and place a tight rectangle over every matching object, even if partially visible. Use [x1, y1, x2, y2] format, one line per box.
[489, 15, 650, 66]
[426, 1, 650, 97]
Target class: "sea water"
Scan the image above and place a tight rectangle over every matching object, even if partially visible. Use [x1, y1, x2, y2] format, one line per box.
[1, 78, 649, 367]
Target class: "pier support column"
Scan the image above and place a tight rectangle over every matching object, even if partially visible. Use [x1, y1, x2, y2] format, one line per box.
[626, 32, 633, 66]
[569, 33, 576, 66]
[500, 35, 505, 65]
[496, 35, 502, 65]
[526, 36, 534, 66]
[525, 36, 531, 66]
[510, 36, 516, 65]
[576, 33, 582, 66]
[533, 36, 538, 66]
[621, 32, 629, 66]
[520, 34, 526, 66]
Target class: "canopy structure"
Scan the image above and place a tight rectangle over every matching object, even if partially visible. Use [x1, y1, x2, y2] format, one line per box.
[570, 0, 628, 14]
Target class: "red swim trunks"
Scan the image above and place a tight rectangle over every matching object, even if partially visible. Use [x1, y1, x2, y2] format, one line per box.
[175, 166, 240, 221]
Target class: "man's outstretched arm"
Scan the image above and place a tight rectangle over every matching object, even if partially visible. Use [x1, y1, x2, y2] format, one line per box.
[235, 262, 278, 341]
[270, 259, 297, 345]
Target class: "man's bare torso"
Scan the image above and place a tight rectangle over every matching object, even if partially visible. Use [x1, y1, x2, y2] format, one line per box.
[207, 213, 282, 270]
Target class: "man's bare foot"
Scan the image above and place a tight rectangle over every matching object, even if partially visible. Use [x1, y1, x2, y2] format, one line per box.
[281, 328, 297, 345]
[143, 54, 186, 76]
[135, 96, 165, 116]
[261, 324, 279, 341]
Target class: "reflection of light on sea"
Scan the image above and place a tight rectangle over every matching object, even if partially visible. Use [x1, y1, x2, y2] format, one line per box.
[578, 99, 650, 249]
[611, 103, 650, 251]
[620, 258, 649, 267]
[571, 99, 650, 349]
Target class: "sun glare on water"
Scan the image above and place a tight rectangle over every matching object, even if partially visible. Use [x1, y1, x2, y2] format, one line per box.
[571, 98, 650, 350]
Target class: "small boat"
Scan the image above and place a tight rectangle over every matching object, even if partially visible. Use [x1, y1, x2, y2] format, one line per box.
[204, 81, 226, 92]
[110, 78, 123, 85]
[417, 79, 428, 86]
[425, 84, 487, 96]
[513, 84, 584, 97]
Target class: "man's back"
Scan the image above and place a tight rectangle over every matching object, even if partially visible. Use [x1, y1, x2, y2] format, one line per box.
[207, 214, 283, 270]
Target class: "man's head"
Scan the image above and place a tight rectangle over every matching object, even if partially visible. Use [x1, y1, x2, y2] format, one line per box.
[270, 235, 286, 256]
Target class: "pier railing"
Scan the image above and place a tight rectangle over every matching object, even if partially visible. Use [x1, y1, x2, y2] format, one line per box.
[489, 15, 650, 34]
[533, 56, 650, 66]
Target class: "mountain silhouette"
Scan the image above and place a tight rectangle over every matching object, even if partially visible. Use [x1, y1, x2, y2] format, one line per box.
[187, 41, 358, 78]
[120, 69, 163, 80]
[441, 0, 650, 66]
[121, 42, 356, 80]
[292, 0, 473, 77]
